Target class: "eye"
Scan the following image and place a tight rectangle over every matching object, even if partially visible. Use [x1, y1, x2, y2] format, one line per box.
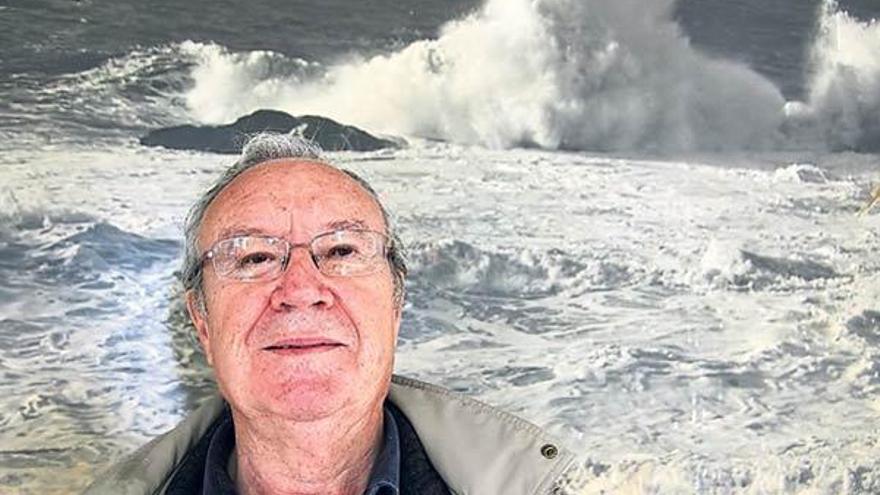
[326, 244, 359, 258]
[238, 251, 277, 267]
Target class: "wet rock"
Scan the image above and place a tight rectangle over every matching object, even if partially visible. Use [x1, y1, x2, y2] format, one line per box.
[140, 109, 401, 153]
[739, 250, 838, 281]
[845, 310, 880, 343]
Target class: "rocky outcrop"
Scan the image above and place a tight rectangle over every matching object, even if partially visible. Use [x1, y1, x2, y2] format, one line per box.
[140, 110, 400, 153]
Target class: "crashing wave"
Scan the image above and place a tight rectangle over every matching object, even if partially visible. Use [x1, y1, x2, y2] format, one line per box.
[407, 239, 641, 297]
[177, 0, 880, 152]
[695, 239, 841, 291]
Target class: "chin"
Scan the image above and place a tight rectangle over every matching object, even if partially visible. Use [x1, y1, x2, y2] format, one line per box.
[258, 372, 351, 420]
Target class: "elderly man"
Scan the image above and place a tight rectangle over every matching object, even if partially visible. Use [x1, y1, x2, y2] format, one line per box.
[86, 133, 575, 494]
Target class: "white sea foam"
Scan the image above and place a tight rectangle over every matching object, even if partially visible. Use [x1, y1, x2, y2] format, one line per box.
[180, 41, 321, 124]
[695, 238, 753, 289]
[6, 1, 880, 492]
[801, 0, 880, 151]
[184, 0, 786, 151]
[771, 163, 833, 184]
[180, 0, 880, 153]
[2, 138, 879, 493]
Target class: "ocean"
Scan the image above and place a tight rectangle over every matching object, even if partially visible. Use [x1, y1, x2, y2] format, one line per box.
[1, 0, 880, 493]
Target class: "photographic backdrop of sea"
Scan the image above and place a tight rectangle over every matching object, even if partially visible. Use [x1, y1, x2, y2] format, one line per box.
[2, 0, 880, 492]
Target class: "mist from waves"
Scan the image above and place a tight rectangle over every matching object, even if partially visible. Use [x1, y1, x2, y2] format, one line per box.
[786, 0, 880, 151]
[14, 0, 878, 154]
[177, 0, 880, 153]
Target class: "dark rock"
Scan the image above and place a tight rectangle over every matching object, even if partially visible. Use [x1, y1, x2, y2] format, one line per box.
[740, 250, 839, 281]
[846, 310, 880, 343]
[140, 109, 401, 153]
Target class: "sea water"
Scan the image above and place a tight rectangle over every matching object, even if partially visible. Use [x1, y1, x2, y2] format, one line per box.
[2, 0, 880, 493]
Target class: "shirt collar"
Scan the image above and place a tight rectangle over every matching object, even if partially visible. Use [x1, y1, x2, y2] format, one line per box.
[365, 405, 401, 495]
[203, 409, 236, 495]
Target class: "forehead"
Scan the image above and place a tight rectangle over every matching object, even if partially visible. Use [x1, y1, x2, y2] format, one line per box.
[199, 159, 385, 245]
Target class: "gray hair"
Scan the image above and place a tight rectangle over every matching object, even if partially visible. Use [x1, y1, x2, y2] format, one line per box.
[181, 133, 407, 311]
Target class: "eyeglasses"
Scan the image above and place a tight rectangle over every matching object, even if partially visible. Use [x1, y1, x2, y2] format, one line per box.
[200, 229, 389, 282]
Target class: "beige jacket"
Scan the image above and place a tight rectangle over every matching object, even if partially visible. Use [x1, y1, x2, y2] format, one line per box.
[85, 375, 577, 494]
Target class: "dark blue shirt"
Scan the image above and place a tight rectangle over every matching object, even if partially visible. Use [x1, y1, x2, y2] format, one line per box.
[202, 406, 401, 495]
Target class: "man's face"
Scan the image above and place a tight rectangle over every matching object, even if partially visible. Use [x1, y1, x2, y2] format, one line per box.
[188, 159, 401, 421]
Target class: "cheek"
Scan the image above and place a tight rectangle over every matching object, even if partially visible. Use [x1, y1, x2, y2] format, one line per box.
[344, 280, 398, 359]
[205, 283, 270, 348]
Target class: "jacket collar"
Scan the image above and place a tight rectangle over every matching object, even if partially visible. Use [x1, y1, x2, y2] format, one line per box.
[388, 375, 575, 494]
[85, 375, 575, 495]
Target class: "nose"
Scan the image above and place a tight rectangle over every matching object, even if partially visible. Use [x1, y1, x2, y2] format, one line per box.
[268, 246, 334, 311]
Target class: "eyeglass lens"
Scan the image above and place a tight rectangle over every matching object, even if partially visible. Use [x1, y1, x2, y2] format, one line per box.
[209, 230, 385, 281]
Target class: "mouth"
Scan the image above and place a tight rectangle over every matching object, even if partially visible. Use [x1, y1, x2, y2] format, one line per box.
[262, 338, 345, 355]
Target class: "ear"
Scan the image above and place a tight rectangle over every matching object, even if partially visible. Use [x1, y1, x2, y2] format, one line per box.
[185, 290, 214, 366]
[392, 296, 404, 341]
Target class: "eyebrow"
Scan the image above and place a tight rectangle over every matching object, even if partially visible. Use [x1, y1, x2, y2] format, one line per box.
[214, 219, 371, 243]
[215, 226, 270, 241]
[325, 219, 369, 231]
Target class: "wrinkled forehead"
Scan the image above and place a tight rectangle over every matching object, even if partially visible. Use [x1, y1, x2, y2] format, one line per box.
[199, 159, 386, 247]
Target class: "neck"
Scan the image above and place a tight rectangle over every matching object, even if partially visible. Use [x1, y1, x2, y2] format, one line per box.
[231, 403, 384, 495]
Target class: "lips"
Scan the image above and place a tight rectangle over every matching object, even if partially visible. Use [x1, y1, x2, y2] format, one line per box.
[262, 337, 345, 354]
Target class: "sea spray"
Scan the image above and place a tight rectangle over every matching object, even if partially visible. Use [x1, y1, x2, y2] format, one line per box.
[184, 0, 789, 151]
[181, 41, 321, 124]
[181, 0, 880, 153]
[802, 0, 880, 151]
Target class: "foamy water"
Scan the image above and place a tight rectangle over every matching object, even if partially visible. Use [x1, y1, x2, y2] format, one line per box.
[3, 141, 879, 493]
[2, 0, 880, 493]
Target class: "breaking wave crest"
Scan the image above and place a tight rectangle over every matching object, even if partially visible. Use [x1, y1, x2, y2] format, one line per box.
[184, 0, 785, 151]
[34, 0, 879, 152]
[0, 207, 179, 290]
[25, 41, 318, 133]
[181, 42, 323, 124]
[179, 0, 880, 152]
[407, 240, 642, 298]
[38, 44, 194, 130]
[785, 0, 880, 151]
[407, 237, 846, 301]
[694, 239, 843, 292]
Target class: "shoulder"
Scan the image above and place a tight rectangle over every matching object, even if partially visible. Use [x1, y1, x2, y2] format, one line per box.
[84, 377, 578, 495]
[389, 375, 577, 495]
[83, 395, 226, 495]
